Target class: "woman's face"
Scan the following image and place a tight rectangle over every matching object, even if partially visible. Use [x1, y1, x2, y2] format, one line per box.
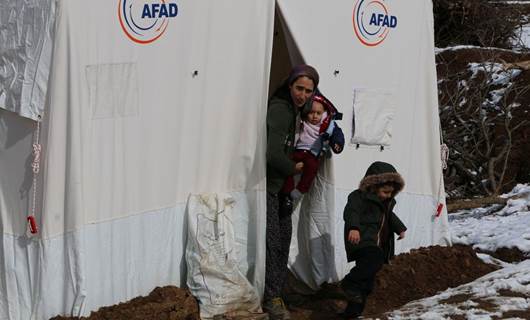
[289, 76, 315, 107]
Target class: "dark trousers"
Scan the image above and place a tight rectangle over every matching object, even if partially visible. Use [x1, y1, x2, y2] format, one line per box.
[281, 150, 320, 194]
[342, 246, 385, 315]
[264, 192, 293, 301]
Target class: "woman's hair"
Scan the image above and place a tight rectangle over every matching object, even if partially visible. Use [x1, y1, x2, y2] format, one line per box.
[287, 64, 319, 87]
[272, 64, 320, 99]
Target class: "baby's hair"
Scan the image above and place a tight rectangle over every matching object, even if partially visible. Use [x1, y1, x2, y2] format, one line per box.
[303, 100, 325, 120]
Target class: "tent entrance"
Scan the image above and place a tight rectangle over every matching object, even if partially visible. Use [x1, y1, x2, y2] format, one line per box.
[268, 8, 304, 97]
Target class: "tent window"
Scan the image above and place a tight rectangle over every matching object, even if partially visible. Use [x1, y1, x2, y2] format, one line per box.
[351, 88, 395, 147]
[86, 63, 139, 119]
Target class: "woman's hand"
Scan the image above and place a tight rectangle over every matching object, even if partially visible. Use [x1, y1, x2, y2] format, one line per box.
[398, 231, 406, 240]
[294, 162, 304, 173]
[348, 229, 360, 244]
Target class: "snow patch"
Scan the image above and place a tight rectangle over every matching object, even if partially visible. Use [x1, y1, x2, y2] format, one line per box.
[387, 261, 530, 319]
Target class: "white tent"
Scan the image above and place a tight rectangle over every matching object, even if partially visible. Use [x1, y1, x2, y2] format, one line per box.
[276, 0, 452, 290]
[0, 0, 450, 319]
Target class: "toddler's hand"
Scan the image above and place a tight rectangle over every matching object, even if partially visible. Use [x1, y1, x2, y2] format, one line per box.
[398, 231, 406, 240]
[295, 162, 304, 173]
[348, 229, 360, 244]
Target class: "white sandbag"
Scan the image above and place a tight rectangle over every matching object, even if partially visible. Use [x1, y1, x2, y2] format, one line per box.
[185, 193, 264, 319]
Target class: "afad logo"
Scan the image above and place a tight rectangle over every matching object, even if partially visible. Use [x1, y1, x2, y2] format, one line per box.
[118, 0, 178, 44]
[353, 0, 397, 47]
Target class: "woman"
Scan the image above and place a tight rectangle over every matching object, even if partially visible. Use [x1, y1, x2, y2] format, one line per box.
[263, 64, 319, 320]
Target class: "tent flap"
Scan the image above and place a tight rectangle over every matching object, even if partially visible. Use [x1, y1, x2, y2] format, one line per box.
[0, 0, 56, 120]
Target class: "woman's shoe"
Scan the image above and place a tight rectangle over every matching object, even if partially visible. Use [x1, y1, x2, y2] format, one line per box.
[263, 297, 291, 320]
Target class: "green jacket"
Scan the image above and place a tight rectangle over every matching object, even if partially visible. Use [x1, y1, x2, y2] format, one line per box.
[266, 94, 298, 193]
[343, 161, 407, 263]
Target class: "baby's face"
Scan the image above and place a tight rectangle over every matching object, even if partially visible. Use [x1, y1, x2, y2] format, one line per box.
[308, 101, 325, 125]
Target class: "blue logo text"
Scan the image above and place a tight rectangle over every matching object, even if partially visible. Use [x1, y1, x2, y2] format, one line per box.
[141, 3, 178, 18]
[369, 13, 397, 28]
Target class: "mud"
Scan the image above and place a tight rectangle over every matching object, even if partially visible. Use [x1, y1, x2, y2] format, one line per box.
[477, 246, 529, 263]
[50, 286, 199, 320]
[50, 245, 522, 320]
[286, 244, 498, 319]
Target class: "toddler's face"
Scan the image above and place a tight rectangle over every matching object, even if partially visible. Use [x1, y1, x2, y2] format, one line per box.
[376, 185, 394, 201]
[308, 101, 325, 125]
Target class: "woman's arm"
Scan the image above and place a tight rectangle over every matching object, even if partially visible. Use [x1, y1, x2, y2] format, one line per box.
[266, 102, 297, 177]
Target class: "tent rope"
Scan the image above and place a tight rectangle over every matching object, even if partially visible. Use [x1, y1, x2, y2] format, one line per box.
[435, 125, 450, 218]
[440, 143, 449, 170]
[28, 119, 41, 235]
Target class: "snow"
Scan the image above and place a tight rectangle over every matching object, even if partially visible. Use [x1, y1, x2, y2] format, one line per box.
[518, 24, 530, 48]
[435, 45, 516, 54]
[465, 63, 522, 111]
[458, 80, 469, 91]
[511, 14, 530, 49]
[493, 1, 530, 4]
[468, 63, 521, 86]
[450, 200, 530, 253]
[387, 261, 530, 320]
[501, 183, 530, 198]
[381, 184, 530, 320]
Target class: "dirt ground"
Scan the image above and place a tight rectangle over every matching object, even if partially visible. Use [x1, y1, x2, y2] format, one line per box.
[50, 244, 503, 320]
[477, 246, 529, 263]
[50, 287, 200, 320]
[286, 244, 498, 320]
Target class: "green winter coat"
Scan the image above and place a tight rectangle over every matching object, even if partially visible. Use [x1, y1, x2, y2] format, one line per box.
[343, 161, 407, 263]
[266, 92, 298, 193]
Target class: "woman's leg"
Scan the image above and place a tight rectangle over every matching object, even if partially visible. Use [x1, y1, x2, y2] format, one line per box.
[264, 192, 293, 319]
[265, 192, 280, 300]
[264, 192, 293, 300]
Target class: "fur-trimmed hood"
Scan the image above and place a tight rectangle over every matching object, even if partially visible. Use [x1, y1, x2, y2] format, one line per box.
[359, 161, 405, 196]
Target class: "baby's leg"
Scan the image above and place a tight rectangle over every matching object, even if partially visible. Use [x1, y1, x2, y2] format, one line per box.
[280, 176, 295, 194]
[295, 154, 319, 193]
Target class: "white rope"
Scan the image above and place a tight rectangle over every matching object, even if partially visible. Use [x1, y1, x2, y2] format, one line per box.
[434, 126, 450, 218]
[29, 119, 44, 317]
[28, 119, 41, 235]
[440, 143, 449, 170]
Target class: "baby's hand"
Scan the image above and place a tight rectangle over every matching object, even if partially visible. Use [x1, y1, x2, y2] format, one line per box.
[397, 231, 406, 240]
[348, 229, 360, 244]
[294, 162, 304, 173]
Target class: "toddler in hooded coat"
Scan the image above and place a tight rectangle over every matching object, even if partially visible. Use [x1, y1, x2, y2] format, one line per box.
[341, 161, 407, 319]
